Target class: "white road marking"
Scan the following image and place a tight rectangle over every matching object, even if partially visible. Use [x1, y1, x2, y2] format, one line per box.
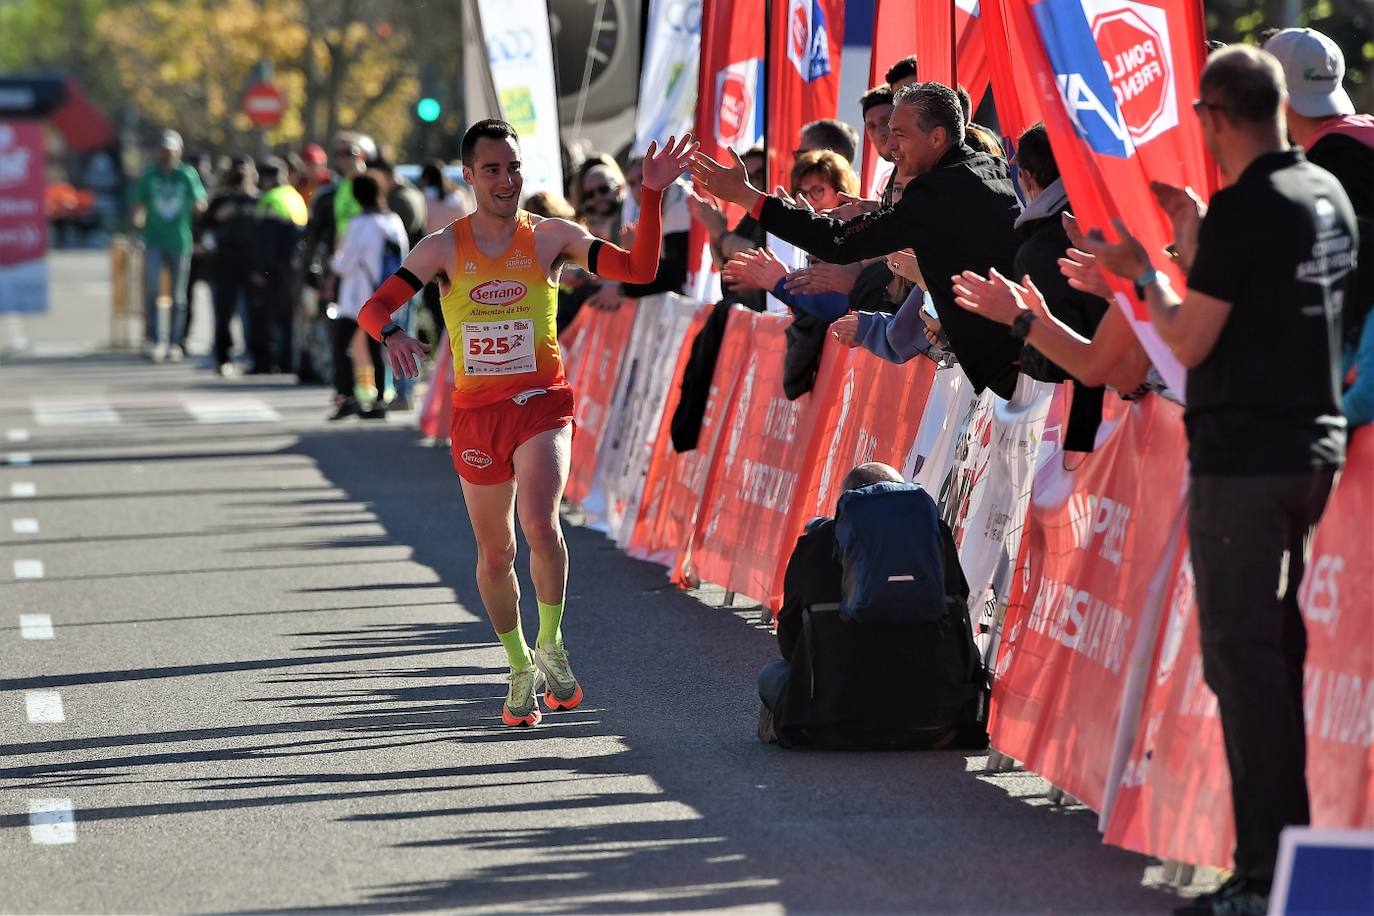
[13, 559, 44, 579]
[6, 429, 30, 442]
[28, 800, 76, 844]
[32, 400, 120, 426]
[9, 482, 36, 498]
[182, 397, 281, 424]
[12, 518, 38, 534]
[7, 452, 32, 466]
[25, 691, 65, 723]
[19, 614, 53, 639]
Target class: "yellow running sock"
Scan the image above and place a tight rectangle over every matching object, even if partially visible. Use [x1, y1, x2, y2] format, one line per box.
[536, 600, 564, 648]
[497, 622, 534, 671]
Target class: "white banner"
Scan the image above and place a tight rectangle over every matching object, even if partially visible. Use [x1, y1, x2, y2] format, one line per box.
[476, 0, 564, 196]
[633, 0, 702, 157]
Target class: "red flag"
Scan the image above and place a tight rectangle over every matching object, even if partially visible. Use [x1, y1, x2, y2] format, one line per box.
[955, 0, 991, 109]
[689, 0, 766, 296]
[766, 0, 845, 190]
[1004, 0, 1213, 396]
[982, 0, 1042, 144]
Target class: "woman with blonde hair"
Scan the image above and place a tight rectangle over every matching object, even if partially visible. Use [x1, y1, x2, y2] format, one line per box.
[789, 150, 859, 212]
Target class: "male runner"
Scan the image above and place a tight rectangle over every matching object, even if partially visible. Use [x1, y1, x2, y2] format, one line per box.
[358, 120, 696, 726]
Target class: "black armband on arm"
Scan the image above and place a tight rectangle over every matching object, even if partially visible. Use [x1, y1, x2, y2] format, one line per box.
[395, 266, 424, 292]
[587, 239, 605, 275]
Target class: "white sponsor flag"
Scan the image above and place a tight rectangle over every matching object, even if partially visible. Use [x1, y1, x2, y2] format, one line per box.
[476, 0, 564, 196]
[633, 0, 702, 157]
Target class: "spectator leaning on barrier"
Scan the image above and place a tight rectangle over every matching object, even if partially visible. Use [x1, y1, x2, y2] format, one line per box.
[692, 82, 1025, 398]
[1082, 45, 1355, 915]
[1265, 27, 1374, 428]
[758, 462, 985, 751]
[130, 129, 207, 362]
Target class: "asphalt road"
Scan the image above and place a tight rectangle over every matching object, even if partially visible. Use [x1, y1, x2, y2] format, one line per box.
[0, 252, 1186, 914]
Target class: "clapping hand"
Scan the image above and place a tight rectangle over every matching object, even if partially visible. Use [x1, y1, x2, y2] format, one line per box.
[951, 269, 1047, 327]
[723, 248, 789, 292]
[784, 260, 860, 295]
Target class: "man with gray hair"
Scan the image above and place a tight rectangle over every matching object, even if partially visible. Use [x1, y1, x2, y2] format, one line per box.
[1084, 45, 1356, 914]
[692, 82, 1024, 398]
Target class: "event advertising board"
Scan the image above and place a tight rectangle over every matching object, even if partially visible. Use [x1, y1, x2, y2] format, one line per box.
[476, 0, 564, 196]
[0, 120, 47, 313]
[634, 0, 702, 157]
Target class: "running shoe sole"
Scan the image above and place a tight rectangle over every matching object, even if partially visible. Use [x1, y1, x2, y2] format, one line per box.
[543, 681, 583, 712]
[501, 705, 543, 727]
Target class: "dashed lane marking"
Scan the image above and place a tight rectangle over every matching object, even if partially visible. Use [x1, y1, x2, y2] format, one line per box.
[12, 518, 38, 534]
[27, 800, 76, 844]
[7, 452, 32, 466]
[31, 401, 120, 426]
[9, 482, 36, 498]
[19, 614, 53, 639]
[6, 429, 30, 442]
[13, 559, 44, 579]
[181, 397, 282, 424]
[25, 691, 65, 723]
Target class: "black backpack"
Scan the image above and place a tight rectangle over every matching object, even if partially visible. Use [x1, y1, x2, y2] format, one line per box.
[834, 481, 946, 625]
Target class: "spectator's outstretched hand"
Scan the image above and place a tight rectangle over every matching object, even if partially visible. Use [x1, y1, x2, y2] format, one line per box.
[587, 283, 623, 311]
[775, 187, 815, 212]
[1058, 247, 1113, 299]
[1080, 219, 1151, 281]
[784, 260, 860, 295]
[690, 146, 755, 206]
[827, 192, 881, 221]
[886, 250, 925, 288]
[642, 135, 699, 191]
[951, 269, 1048, 327]
[1149, 181, 1205, 270]
[685, 190, 728, 237]
[830, 313, 861, 348]
[723, 248, 788, 292]
[619, 220, 637, 249]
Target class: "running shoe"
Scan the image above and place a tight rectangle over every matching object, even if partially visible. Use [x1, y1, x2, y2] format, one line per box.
[501, 665, 543, 727]
[535, 642, 583, 711]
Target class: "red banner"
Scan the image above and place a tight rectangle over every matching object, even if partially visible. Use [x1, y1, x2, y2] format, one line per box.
[990, 395, 1188, 811]
[982, 0, 1042, 145]
[689, 0, 766, 289]
[766, 0, 845, 189]
[1106, 428, 1374, 866]
[561, 302, 638, 506]
[1005, 0, 1211, 394]
[0, 120, 48, 312]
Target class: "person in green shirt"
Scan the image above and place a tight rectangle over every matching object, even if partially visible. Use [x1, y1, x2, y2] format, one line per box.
[130, 130, 207, 360]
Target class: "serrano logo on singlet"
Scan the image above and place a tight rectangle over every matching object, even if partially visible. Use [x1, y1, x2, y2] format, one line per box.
[469, 279, 527, 306]
[461, 448, 493, 469]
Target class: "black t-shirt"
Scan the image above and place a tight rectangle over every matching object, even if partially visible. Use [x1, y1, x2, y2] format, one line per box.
[1185, 149, 1354, 476]
[1307, 131, 1374, 346]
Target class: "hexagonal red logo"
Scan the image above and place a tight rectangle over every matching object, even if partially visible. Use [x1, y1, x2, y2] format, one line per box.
[790, 3, 809, 61]
[717, 72, 749, 146]
[1092, 7, 1172, 144]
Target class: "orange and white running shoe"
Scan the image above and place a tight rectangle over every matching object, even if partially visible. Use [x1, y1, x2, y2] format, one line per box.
[535, 642, 583, 711]
[501, 666, 543, 727]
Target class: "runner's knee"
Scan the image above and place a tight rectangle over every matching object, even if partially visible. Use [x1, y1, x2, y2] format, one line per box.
[521, 519, 565, 556]
[476, 541, 517, 577]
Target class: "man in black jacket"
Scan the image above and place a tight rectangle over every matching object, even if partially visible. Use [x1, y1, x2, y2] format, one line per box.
[693, 82, 1024, 398]
[758, 462, 985, 750]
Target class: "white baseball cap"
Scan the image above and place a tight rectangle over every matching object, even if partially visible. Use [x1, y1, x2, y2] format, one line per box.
[1264, 28, 1355, 118]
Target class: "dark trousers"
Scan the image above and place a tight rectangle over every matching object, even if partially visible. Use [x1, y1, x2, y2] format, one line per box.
[1188, 469, 1336, 883]
[211, 268, 251, 365]
[331, 315, 385, 402]
[250, 275, 296, 373]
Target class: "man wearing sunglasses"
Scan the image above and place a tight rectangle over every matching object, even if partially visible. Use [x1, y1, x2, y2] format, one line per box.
[356, 120, 697, 728]
[1083, 46, 1356, 916]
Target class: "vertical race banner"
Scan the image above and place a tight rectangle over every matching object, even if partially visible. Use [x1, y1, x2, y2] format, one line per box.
[955, 0, 991, 107]
[766, 0, 845, 189]
[981, 0, 1043, 146]
[0, 121, 47, 313]
[476, 0, 564, 196]
[689, 0, 766, 299]
[861, 0, 916, 197]
[1005, 0, 1211, 397]
[634, 0, 703, 156]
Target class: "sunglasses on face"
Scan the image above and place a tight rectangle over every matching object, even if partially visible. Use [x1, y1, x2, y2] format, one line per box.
[584, 184, 616, 198]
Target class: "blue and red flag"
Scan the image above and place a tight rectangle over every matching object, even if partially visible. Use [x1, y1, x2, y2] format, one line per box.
[1006, 0, 1213, 396]
[766, 0, 846, 190]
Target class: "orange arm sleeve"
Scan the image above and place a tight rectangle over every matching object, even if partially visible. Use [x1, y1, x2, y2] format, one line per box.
[592, 186, 663, 284]
[358, 269, 422, 341]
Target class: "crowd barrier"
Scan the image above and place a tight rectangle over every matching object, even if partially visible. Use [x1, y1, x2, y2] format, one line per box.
[552, 293, 1374, 872]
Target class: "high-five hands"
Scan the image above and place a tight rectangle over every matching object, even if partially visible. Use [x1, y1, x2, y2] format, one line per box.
[642, 134, 699, 191]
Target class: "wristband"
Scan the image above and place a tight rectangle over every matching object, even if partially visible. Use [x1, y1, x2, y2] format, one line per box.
[1133, 267, 1163, 301]
[380, 322, 404, 342]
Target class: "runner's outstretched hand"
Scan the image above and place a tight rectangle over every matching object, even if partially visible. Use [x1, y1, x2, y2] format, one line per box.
[642, 134, 699, 191]
[385, 333, 432, 380]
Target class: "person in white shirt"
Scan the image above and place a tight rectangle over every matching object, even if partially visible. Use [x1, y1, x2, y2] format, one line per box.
[328, 173, 410, 420]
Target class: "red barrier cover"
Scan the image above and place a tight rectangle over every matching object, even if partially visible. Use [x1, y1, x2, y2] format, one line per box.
[1106, 428, 1374, 866]
[626, 302, 716, 565]
[562, 302, 638, 506]
[990, 395, 1188, 811]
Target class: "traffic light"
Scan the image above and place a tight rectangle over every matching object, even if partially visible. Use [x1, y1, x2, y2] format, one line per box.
[416, 97, 441, 122]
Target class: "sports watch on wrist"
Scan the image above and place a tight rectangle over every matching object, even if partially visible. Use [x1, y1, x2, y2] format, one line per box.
[380, 322, 403, 342]
[1010, 311, 1037, 339]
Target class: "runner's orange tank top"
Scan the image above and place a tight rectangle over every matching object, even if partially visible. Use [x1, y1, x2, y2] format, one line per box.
[440, 211, 568, 409]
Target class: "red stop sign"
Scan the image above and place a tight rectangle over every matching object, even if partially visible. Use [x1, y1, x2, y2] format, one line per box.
[242, 83, 285, 128]
[1092, 10, 1169, 142]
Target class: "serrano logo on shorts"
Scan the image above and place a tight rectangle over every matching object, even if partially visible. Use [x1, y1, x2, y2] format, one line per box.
[461, 448, 493, 469]
[469, 279, 527, 306]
